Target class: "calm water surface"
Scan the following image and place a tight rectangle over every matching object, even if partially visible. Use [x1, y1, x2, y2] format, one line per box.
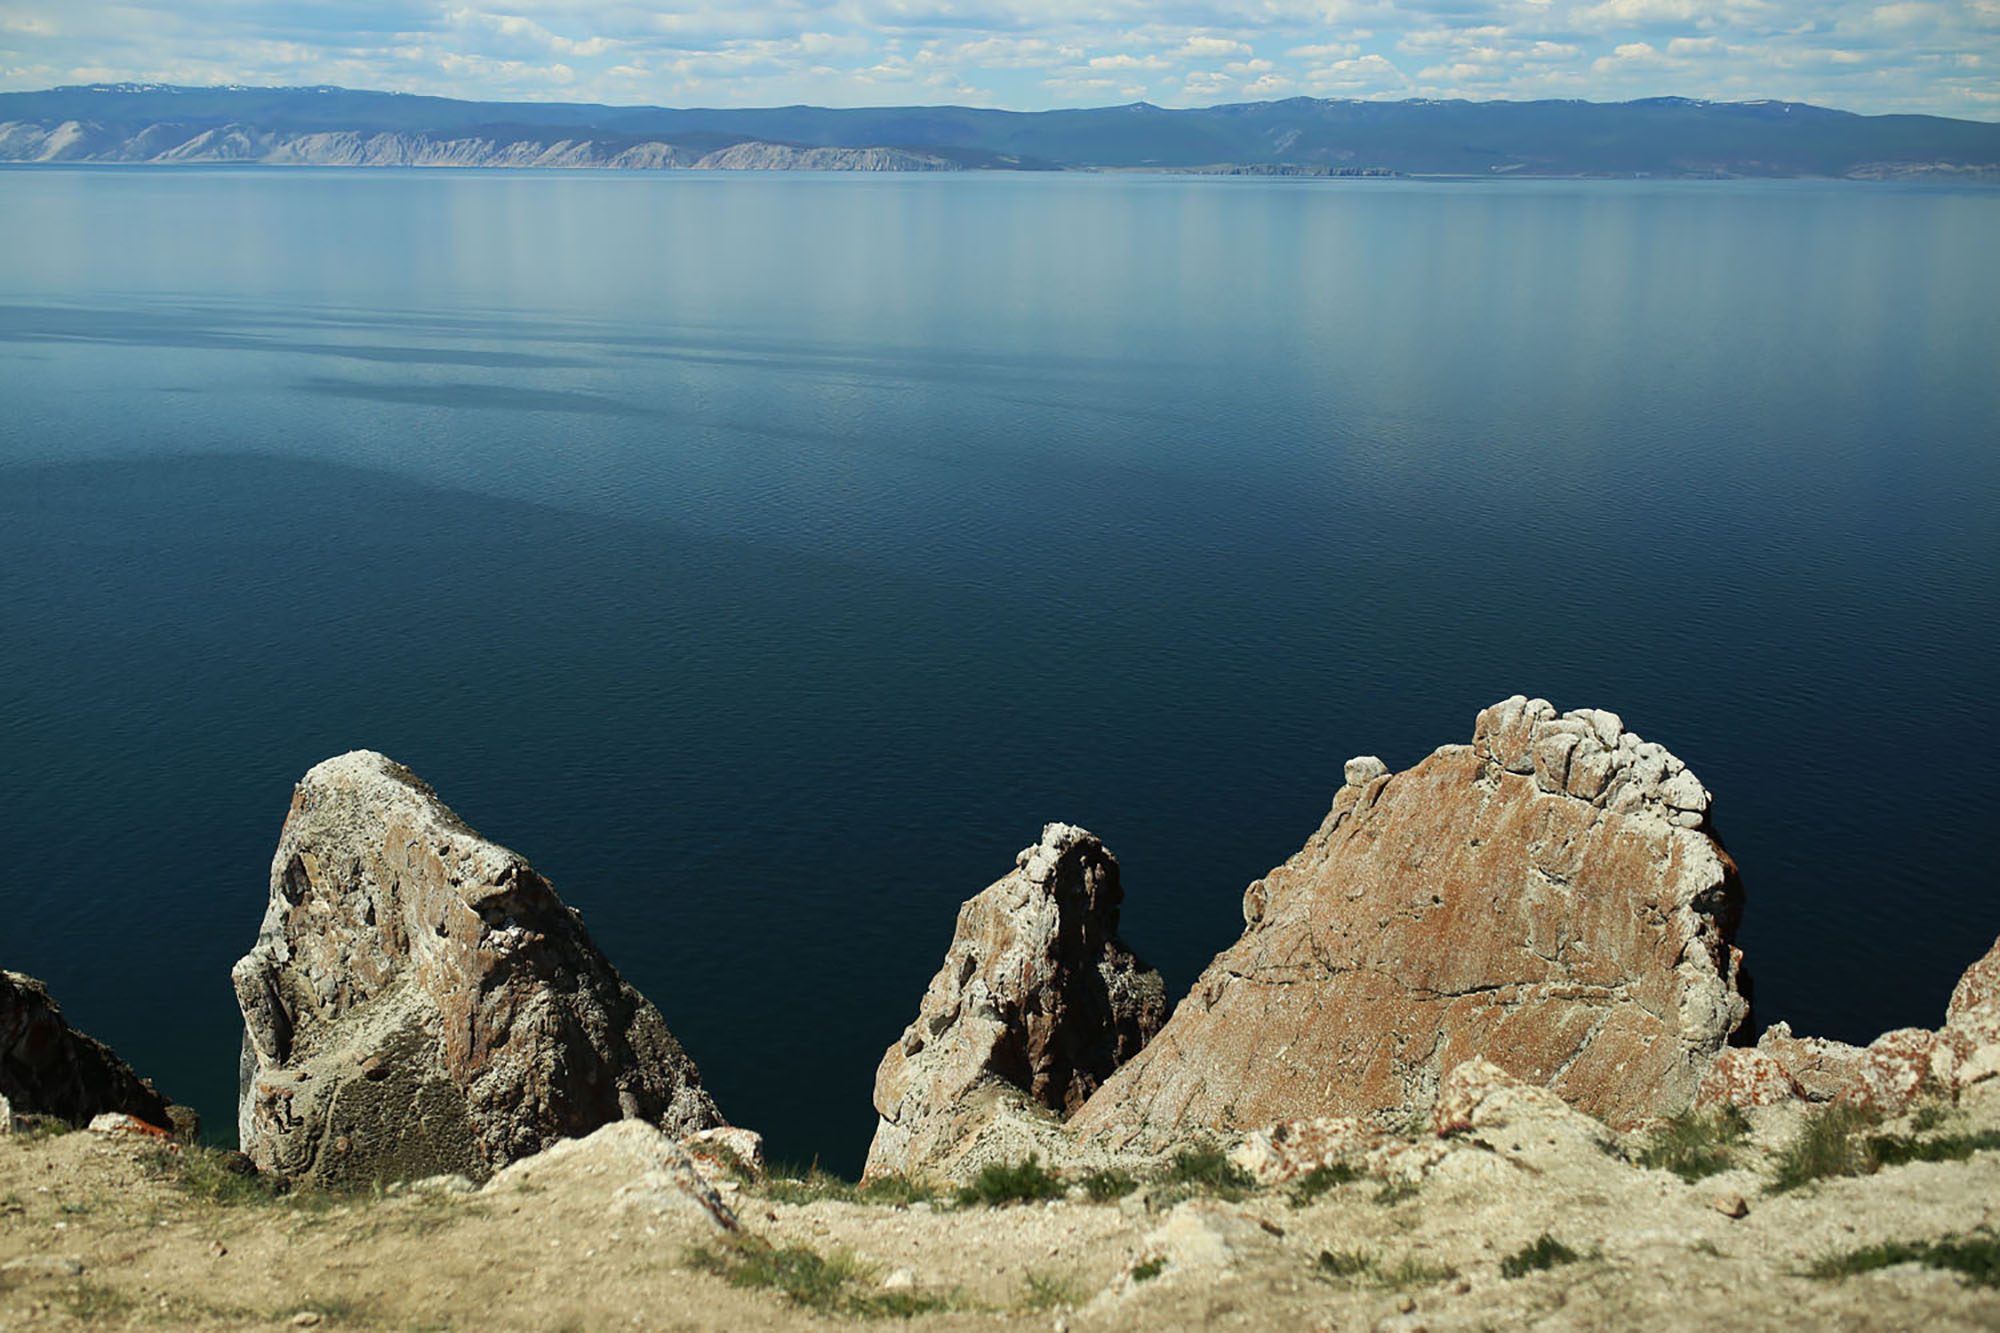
[1, 167, 1996, 1171]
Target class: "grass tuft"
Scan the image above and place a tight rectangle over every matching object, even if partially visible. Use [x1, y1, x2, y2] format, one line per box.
[1768, 1103, 1878, 1194]
[151, 1144, 290, 1207]
[956, 1155, 1066, 1208]
[688, 1236, 950, 1318]
[1806, 1230, 2000, 1289]
[58, 1281, 136, 1322]
[1910, 1100, 1952, 1134]
[1130, 1256, 1166, 1283]
[1079, 1168, 1138, 1202]
[1019, 1270, 1081, 1310]
[1312, 1248, 1457, 1290]
[856, 1174, 943, 1207]
[1866, 1128, 2000, 1169]
[1500, 1234, 1583, 1279]
[1373, 1179, 1419, 1206]
[759, 1164, 862, 1205]
[1158, 1146, 1255, 1202]
[1289, 1161, 1361, 1206]
[1636, 1106, 1752, 1183]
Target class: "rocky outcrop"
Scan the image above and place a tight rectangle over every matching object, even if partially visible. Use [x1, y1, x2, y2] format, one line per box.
[0, 121, 962, 170]
[0, 970, 182, 1132]
[1068, 697, 1748, 1147]
[232, 751, 721, 1188]
[865, 823, 1167, 1180]
[1701, 932, 2000, 1116]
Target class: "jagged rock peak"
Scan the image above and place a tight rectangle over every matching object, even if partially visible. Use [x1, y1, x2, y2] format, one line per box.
[1, 970, 186, 1133]
[865, 822, 1167, 1181]
[232, 750, 722, 1188]
[1474, 695, 1712, 826]
[1069, 698, 1747, 1147]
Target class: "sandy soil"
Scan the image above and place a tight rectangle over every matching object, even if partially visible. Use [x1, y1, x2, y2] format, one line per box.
[3, 1084, 1998, 1332]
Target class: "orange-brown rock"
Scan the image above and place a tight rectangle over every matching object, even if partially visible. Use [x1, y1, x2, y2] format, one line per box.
[865, 823, 1166, 1180]
[232, 752, 721, 1187]
[1702, 933, 2000, 1115]
[1068, 697, 1749, 1147]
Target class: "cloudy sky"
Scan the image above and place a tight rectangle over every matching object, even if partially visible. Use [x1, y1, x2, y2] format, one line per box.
[2, 0, 1995, 118]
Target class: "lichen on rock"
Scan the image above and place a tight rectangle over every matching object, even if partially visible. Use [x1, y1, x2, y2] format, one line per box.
[232, 750, 722, 1188]
[1069, 696, 1750, 1148]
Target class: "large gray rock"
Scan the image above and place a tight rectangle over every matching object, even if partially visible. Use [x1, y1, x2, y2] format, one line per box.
[865, 823, 1167, 1181]
[232, 751, 721, 1187]
[0, 970, 181, 1130]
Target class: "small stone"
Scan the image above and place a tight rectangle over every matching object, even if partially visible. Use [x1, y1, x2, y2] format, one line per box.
[1397, 1295, 1417, 1313]
[208, 1242, 228, 1258]
[1712, 1191, 1749, 1219]
[291, 1313, 324, 1328]
[1344, 756, 1390, 789]
[881, 1268, 916, 1291]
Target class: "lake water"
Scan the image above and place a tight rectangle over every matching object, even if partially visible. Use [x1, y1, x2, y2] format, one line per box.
[1, 167, 1996, 1173]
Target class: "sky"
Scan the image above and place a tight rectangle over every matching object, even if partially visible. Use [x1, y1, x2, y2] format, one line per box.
[1, 0, 1995, 119]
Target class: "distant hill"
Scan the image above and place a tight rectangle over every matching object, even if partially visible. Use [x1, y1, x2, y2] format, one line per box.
[2, 84, 1996, 177]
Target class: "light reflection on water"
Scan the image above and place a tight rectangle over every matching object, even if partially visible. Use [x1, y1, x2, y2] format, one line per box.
[0, 168, 1995, 1171]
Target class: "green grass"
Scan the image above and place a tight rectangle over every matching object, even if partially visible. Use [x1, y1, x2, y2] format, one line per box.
[760, 1165, 942, 1207]
[1500, 1234, 1583, 1279]
[1079, 1168, 1138, 1202]
[1312, 1248, 1458, 1290]
[1373, 1179, 1419, 1206]
[1768, 1103, 1879, 1194]
[281, 1295, 376, 1325]
[1866, 1128, 2000, 1169]
[1636, 1106, 1752, 1183]
[1910, 1100, 1951, 1133]
[687, 1236, 951, 1318]
[1288, 1161, 1361, 1206]
[150, 1144, 292, 1206]
[759, 1164, 863, 1205]
[1130, 1256, 1166, 1283]
[956, 1155, 1065, 1207]
[1157, 1145, 1255, 1202]
[57, 1281, 136, 1322]
[1806, 1230, 2000, 1288]
[856, 1174, 944, 1206]
[1769, 1104, 2000, 1193]
[1018, 1270, 1081, 1310]
[10, 1115, 78, 1143]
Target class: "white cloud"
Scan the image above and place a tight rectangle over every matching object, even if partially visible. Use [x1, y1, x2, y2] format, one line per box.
[0, 0, 1990, 117]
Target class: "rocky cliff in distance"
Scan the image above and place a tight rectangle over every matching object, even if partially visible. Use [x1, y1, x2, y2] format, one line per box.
[0, 121, 966, 170]
[1068, 696, 1749, 1149]
[232, 751, 722, 1188]
[866, 824, 1166, 1181]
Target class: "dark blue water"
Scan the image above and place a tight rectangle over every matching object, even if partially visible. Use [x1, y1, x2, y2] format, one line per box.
[2, 167, 1996, 1174]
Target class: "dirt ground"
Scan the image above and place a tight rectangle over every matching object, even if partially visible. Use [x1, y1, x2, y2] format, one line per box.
[3, 1082, 1998, 1333]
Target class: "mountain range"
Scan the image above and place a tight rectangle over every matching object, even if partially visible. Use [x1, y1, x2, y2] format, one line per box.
[2, 83, 1996, 177]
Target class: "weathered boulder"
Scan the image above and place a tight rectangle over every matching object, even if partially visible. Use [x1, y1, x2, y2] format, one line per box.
[1, 970, 180, 1130]
[1701, 933, 2000, 1115]
[483, 1120, 740, 1234]
[232, 751, 721, 1187]
[865, 823, 1167, 1180]
[1069, 697, 1748, 1147]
